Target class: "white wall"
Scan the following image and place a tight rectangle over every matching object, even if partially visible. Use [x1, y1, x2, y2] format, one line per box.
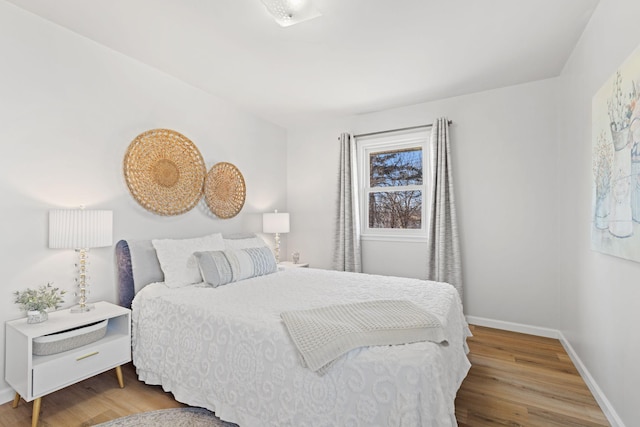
[288, 1, 640, 424]
[0, 1, 287, 402]
[288, 78, 560, 328]
[557, 0, 640, 424]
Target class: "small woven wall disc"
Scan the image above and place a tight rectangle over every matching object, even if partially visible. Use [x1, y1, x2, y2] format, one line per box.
[124, 129, 206, 216]
[205, 162, 246, 219]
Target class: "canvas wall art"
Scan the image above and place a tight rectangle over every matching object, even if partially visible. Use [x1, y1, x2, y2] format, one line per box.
[592, 44, 640, 262]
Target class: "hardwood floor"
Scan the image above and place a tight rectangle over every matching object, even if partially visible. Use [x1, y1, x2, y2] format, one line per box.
[0, 364, 184, 427]
[0, 324, 609, 427]
[456, 325, 609, 427]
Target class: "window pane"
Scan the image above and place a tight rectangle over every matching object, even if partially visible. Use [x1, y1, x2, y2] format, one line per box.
[369, 191, 422, 229]
[370, 148, 422, 187]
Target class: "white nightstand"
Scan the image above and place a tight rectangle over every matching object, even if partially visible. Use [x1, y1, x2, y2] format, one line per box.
[5, 301, 131, 427]
[278, 261, 310, 269]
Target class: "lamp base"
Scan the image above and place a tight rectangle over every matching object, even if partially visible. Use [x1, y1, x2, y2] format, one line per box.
[70, 303, 95, 313]
[275, 232, 281, 264]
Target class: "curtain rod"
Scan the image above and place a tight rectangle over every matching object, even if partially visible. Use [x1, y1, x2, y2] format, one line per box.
[353, 120, 452, 139]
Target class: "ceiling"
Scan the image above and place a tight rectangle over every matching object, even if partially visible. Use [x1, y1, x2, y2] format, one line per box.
[7, 0, 599, 128]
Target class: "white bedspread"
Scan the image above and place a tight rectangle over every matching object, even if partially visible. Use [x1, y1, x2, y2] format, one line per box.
[132, 268, 471, 427]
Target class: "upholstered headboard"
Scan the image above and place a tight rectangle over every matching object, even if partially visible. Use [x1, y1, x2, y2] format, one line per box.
[115, 239, 164, 308]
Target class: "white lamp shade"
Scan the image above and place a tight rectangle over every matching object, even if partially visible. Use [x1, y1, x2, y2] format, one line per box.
[263, 212, 290, 234]
[49, 209, 113, 249]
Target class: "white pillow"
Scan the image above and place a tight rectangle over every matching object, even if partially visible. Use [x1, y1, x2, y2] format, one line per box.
[152, 233, 225, 288]
[223, 233, 268, 250]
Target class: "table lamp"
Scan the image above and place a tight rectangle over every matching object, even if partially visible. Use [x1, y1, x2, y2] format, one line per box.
[49, 209, 113, 313]
[263, 210, 289, 263]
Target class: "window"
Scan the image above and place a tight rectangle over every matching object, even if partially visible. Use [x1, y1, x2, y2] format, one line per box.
[357, 129, 430, 241]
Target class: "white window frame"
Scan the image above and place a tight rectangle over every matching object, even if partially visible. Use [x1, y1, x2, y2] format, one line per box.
[356, 129, 431, 242]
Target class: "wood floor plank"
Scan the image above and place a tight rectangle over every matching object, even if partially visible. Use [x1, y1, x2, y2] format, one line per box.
[467, 363, 598, 403]
[455, 325, 609, 426]
[0, 364, 183, 427]
[0, 324, 609, 426]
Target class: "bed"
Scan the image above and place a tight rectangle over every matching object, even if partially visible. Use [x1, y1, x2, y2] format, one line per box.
[116, 233, 471, 427]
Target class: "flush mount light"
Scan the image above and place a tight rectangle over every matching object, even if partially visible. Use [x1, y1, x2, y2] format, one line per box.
[260, 0, 321, 27]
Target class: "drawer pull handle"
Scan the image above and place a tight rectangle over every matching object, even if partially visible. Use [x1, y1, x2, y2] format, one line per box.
[76, 351, 99, 361]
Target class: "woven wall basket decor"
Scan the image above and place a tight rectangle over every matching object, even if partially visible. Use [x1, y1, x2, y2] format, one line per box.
[123, 129, 206, 216]
[205, 162, 246, 219]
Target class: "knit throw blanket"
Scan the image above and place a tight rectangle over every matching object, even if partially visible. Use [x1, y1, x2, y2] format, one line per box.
[281, 300, 447, 373]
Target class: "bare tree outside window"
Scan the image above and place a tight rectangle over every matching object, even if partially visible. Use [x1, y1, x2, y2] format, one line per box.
[368, 148, 422, 229]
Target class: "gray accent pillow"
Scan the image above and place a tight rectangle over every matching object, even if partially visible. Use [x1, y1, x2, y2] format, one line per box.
[194, 250, 233, 287]
[195, 246, 277, 287]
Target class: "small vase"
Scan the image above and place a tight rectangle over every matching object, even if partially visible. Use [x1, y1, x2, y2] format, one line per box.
[594, 191, 610, 230]
[27, 310, 48, 324]
[611, 126, 630, 151]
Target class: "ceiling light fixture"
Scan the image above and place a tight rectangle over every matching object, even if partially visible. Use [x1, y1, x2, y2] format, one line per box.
[260, 0, 321, 27]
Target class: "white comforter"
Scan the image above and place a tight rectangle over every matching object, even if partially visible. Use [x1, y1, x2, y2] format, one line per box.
[132, 268, 471, 427]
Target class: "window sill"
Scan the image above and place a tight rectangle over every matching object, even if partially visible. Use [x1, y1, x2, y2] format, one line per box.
[361, 234, 428, 243]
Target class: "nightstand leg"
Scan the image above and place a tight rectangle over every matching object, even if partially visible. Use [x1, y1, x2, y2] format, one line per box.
[31, 397, 41, 427]
[115, 365, 124, 388]
[12, 392, 20, 408]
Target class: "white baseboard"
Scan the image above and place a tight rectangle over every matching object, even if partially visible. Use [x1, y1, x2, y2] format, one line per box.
[557, 331, 626, 427]
[465, 315, 560, 338]
[465, 315, 625, 427]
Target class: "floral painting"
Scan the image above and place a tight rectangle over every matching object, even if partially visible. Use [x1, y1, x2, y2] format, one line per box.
[592, 44, 640, 262]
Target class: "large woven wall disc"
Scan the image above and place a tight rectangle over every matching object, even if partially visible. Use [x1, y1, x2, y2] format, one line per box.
[205, 162, 246, 219]
[124, 129, 206, 216]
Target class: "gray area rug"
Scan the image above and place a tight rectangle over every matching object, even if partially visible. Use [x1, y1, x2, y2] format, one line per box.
[92, 407, 239, 427]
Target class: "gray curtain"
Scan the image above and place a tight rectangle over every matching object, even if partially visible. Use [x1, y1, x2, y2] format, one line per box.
[426, 118, 462, 299]
[333, 133, 362, 272]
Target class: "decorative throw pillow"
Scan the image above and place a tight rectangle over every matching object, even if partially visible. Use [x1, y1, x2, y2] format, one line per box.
[152, 233, 225, 288]
[194, 250, 233, 287]
[195, 246, 277, 287]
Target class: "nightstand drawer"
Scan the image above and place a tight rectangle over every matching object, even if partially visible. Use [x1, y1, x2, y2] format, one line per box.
[32, 334, 130, 397]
